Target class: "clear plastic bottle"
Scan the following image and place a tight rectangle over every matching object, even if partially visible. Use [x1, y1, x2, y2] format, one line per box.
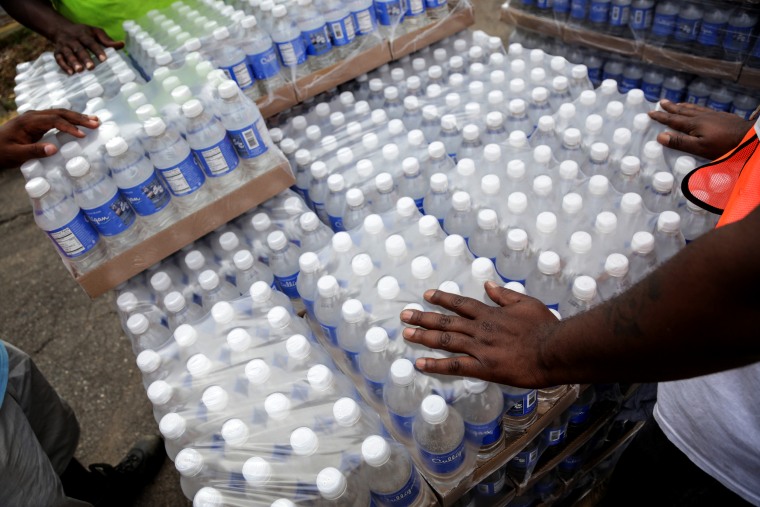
[267, 230, 301, 298]
[468, 209, 501, 262]
[384, 358, 426, 441]
[597, 253, 632, 301]
[628, 231, 658, 282]
[315, 275, 343, 346]
[239, 15, 285, 94]
[399, 157, 427, 213]
[526, 251, 566, 310]
[501, 383, 539, 435]
[325, 174, 347, 232]
[361, 435, 433, 507]
[444, 191, 476, 243]
[496, 228, 534, 285]
[358, 327, 394, 402]
[454, 379, 505, 462]
[347, 0, 379, 38]
[296, 0, 334, 71]
[270, 5, 309, 77]
[164, 291, 205, 330]
[198, 269, 239, 311]
[316, 467, 371, 506]
[562, 275, 599, 317]
[423, 173, 451, 226]
[723, 4, 759, 61]
[413, 394, 467, 485]
[336, 298, 369, 373]
[654, 211, 686, 265]
[65, 156, 141, 253]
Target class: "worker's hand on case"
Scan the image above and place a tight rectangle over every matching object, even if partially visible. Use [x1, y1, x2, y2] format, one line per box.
[0, 110, 100, 169]
[649, 99, 754, 161]
[400, 282, 560, 388]
[52, 23, 124, 74]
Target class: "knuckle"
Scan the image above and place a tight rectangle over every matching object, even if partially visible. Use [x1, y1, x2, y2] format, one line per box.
[439, 332, 453, 347]
[447, 358, 461, 374]
[480, 320, 496, 333]
[437, 314, 452, 330]
[451, 296, 466, 308]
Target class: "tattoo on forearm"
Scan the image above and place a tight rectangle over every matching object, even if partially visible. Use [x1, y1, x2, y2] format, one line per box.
[604, 270, 663, 338]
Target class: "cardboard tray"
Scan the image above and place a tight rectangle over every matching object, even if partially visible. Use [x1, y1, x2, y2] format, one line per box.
[390, 5, 476, 60]
[500, 4, 563, 40]
[738, 65, 760, 90]
[256, 83, 299, 119]
[642, 45, 743, 82]
[73, 159, 294, 299]
[563, 25, 643, 57]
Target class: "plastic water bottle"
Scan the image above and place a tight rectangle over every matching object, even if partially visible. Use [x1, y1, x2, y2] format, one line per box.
[423, 173, 451, 227]
[641, 67, 664, 102]
[267, 230, 301, 298]
[561, 275, 599, 317]
[232, 250, 274, 296]
[496, 228, 534, 285]
[336, 298, 369, 373]
[644, 172, 675, 213]
[314, 275, 343, 346]
[325, 174, 347, 232]
[413, 394, 467, 485]
[361, 435, 432, 507]
[526, 251, 566, 310]
[468, 209, 501, 263]
[399, 158, 427, 213]
[454, 379, 504, 462]
[239, 15, 285, 93]
[164, 291, 204, 330]
[384, 358, 426, 442]
[501, 384, 538, 434]
[182, 98, 243, 195]
[630, 0, 654, 33]
[698, 4, 729, 58]
[143, 117, 213, 213]
[198, 270, 238, 311]
[672, 2, 704, 48]
[654, 211, 686, 265]
[681, 199, 716, 244]
[597, 253, 632, 300]
[557, 128, 585, 166]
[65, 156, 141, 253]
[308, 161, 330, 223]
[296, 0, 333, 71]
[216, 80, 273, 174]
[706, 84, 734, 113]
[627, 230, 657, 282]
[347, 0, 379, 38]
[104, 136, 177, 232]
[270, 5, 309, 76]
[25, 177, 107, 273]
[723, 4, 759, 61]
[444, 191, 476, 243]
[660, 74, 687, 103]
[211, 27, 255, 95]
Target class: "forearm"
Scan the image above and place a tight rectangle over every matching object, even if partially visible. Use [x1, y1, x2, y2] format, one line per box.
[544, 206, 760, 385]
[0, 0, 72, 41]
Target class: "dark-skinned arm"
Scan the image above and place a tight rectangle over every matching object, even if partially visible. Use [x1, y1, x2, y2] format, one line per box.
[0, 0, 123, 74]
[400, 204, 760, 388]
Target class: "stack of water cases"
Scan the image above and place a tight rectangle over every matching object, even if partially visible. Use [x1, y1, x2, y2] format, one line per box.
[18, 45, 284, 276]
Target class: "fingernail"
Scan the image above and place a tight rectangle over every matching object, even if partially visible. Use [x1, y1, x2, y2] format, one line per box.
[88, 115, 100, 122]
[74, 65, 82, 72]
[415, 358, 427, 370]
[402, 328, 414, 339]
[43, 144, 56, 156]
[423, 289, 435, 300]
[86, 62, 93, 69]
[659, 132, 671, 144]
[660, 99, 671, 105]
[485, 281, 498, 289]
[400, 310, 412, 322]
[99, 55, 106, 62]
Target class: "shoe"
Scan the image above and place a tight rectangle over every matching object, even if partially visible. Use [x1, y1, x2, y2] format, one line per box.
[89, 435, 167, 507]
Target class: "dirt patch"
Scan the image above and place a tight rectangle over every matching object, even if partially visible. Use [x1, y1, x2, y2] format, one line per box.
[0, 27, 55, 120]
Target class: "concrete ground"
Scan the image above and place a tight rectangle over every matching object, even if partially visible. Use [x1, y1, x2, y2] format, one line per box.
[0, 2, 510, 506]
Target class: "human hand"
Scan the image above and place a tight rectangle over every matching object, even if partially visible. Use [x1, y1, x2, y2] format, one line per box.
[399, 282, 561, 388]
[0, 110, 100, 169]
[52, 23, 124, 74]
[649, 99, 754, 161]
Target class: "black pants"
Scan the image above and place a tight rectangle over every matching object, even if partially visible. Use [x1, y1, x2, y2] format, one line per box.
[599, 418, 753, 507]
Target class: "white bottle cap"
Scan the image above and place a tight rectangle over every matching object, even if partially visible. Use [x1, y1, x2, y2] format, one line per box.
[419, 215, 440, 237]
[657, 211, 681, 233]
[532, 87, 549, 103]
[605, 253, 629, 278]
[267, 306, 291, 329]
[164, 291, 187, 313]
[116, 292, 138, 313]
[595, 212, 618, 234]
[606, 101, 624, 119]
[572, 64, 588, 80]
[333, 397, 361, 427]
[271, 500, 296, 507]
[485, 111, 504, 129]
[159, 412, 186, 440]
[317, 467, 347, 500]
[621, 192, 643, 214]
[327, 174, 345, 193]
[509, 98, 526, 115]
[559, 103, 576, 120]
[355, 160, 374, 180]
[150, 270, 172, 292]
[463, 378, 488, 394]
[298, 252, 320, 274]
[402, 157, 420, 176]
[631, 231, 655, 254]
[537, 115, 554, 132]
[508, 192, 528, 214]
[457, 158, 475, 177]
[510, 59, 525, 74]
[198, 270, 220, 291]
[590, 142, 609, 163]
[536, 212, 557, 234]
[185, 251, 206, 271]
[460, 124, 479, 143]
[227, 328, 252, 352]
[365, 327, 389, 353]
[483, 144, 501, 163]
[219, 232, 240, 253]
[136, 349, 161, 374]
[533, 145, 552, 164]
[569, 231, 593, 254]
[65, 156, 91, 178]
[126, 313, 151, 336]
[477, 209, 498, 230]
[272, 5, 287, 17]
[620, 156, 640, 176]
[442, 236, 465, 259]
[507, 228, 528, 251]
[562, 193, 583, 215]
[396, 197, 417, 218]
[428, 65, 443, 79]
[437, 280, 460, 295]
[537, 251, 561, 275]
[222, 418, 249, 447]
[558, 161, 579, 182]
[372, 109, 389, 126]
[553, 75, 570, 92]
[345, 188, 364, 208]
[709, 173, 732, 193]
[451, 191, 471, 211]
[267, 231, 288, 251]
[245, 359, 271, 385]
[341, 299, 365, 323]
[173, 323, 198, 348]
[382, 143, 399, 161]
[362, 435, 391, 467]
[420, 394, 449, 424]
[634, 113, 651, 131]
[147, 380, 173, 405]
[411, 256, 434, 280]
[371, 173, 393, 195]
[175, 448, 203, 477]
[317, 275, 339, 298]
[60, 141, 83, 160]
[482, 174, 502, 196]
[440, 114, 457, 131]
[283, 335, 311, 363]
[361, 215, 384, 238]
[211, 301, 235, 324]
[248, 280, 274, 303]
[332, 232, 353, 253]
[385, 235, 407, 258]
[181, 99, 204, 119]
[307, 364, 334, 392]
[105, 136, 130, 157]
[652, 172, 674, 192]
[588, 175, 609, 195]
[580, 90, 597, 106]
[533, 175, 553, 196]
[471, 257, 496, 279]
[383, 86, 399, 101]
[572, 275, 597, 301]
[488, 89, 505, 107]
[509, 130, 528, 148]
[612, 127, 632, 147]
[422, 105, 439, 121]
[644, 141, 663, 159]
[377, 276, 400, 300]
[407, 129, 424, 148]
[390, 358, 415, 386]
[674, 156, 697, 176]
[242, 457, 271, 486]
[290, 426, 319, 456]
[507, 160, 526, 180]
[562, 128, 581, 146]
[330, 112, 346, 128]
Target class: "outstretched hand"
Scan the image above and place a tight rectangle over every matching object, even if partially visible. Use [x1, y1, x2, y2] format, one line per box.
[53, 23, 124, 74]
[400, 282, 561, 388]
[0, 110, 100, 169]
[649, 99, 754, 161]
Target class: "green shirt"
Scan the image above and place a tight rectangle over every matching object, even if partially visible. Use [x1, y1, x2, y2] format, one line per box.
[52, 0, 175, 41]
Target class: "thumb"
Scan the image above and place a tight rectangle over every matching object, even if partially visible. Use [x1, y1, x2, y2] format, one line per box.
[657, 131, 703, 158]
[485, 281, 522, 307]
[22, 143, 58, 161]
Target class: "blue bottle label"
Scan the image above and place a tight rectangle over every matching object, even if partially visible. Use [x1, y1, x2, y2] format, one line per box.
[553, 0, 570, 14]
[503, 389, 537, 417]
[375, 1, 405, 27]
[560, 453, 583, 471]
[195, 137, 240, 178]
[464, 415, 503, 446]
[651, 12, 676, 37]
[157, 153, 206, 196]
[302, 25, 332, 56]
[120, 174, 170, 216]
[724, 24, 754, 52]
[228, 120, 269, 159]
[388, 410, 415, 439]
[425, 0, 447, 7]
[642, 82, 663, 101]
[674, 16, 700, 42]
[663, 87, 685, 103]
[275, 36, 308, 67]
[697, 20, 724, 46]
[373, 468, 422, 507]
[707, 98, 732, 112]
[570, 0, 588, 20]
[588, 65, 603, 84]
[414, 197, 425, 214]
[274, 272, 300, 298]
[477, 472, 505, 496]
[418, 440, 465, 475]
[47, 211, 100, 258]
[353, 7, 378, 36]
[732, 106, 754, 120]
[329, 15, 356, 46]
[568, 401, 591, 425]
[321, 323, 338, 345]
[328, 214, 344, 232]
[510, 446, 539, 469]
[406, 0, 425, 17]
[686, 92, 709, 106]
[536, 0, 551, 10]
[620, 76, 641, 93]
[543, 424, 566, 446]
[588, 1, 610, 23]
[602, 68, 622, 82]
[364, 378, 384, 401]
[546, 302, 560, 311]
[303, 298, 315, 317]
[220, 60, 254, 89]
[247, 46, 280, 81]
[82, 192, 136, 237]
[609, 4, 629, 26]
[630, 6, 653, 29]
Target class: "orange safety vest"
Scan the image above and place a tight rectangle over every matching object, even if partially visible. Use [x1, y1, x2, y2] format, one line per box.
[683, 124, 760, 228]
